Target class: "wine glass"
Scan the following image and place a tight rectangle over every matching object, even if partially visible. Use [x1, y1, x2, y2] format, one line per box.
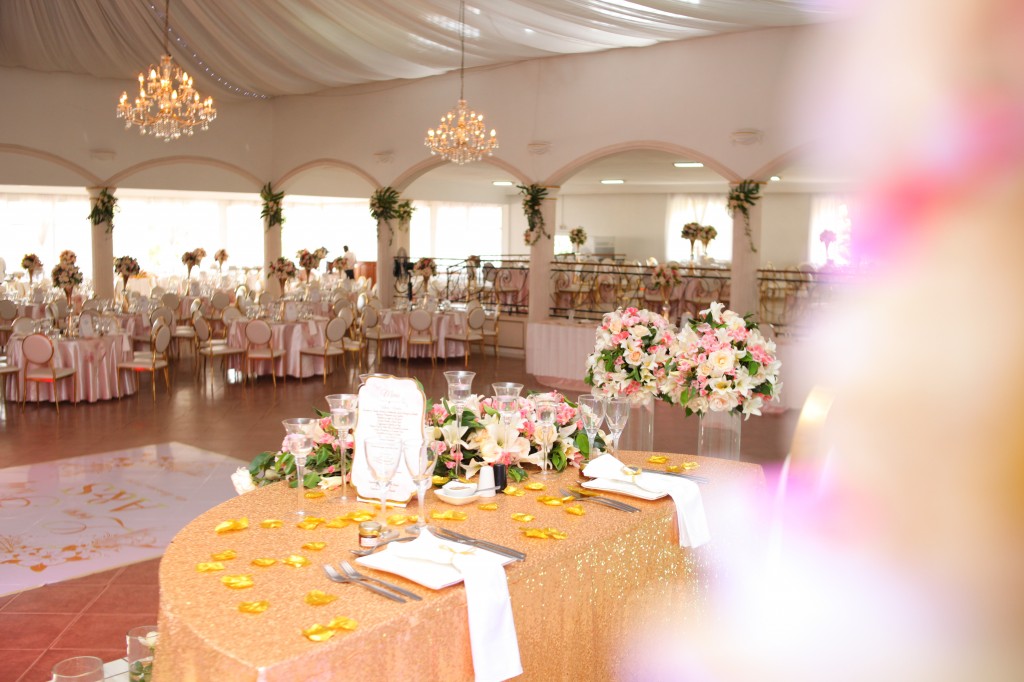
[444, 371, 475, 479]
[534, 394, 558, 477]
[325, 393, 358, 501]
[495, 395, 519, 462]
[577, 395, 605, 459]
[282, 418, 316, 516]
[491, 382, 523, 398]
[364, 439, 402, 518]
[404, 440, 437, 534]
[605, 398, 631, 455]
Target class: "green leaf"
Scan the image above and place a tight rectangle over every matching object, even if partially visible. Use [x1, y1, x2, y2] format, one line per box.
[551, 447, 567, 472]
[248, 451, 277, 478]
[508, 466, 527, 482]
[313, 407, 329, 418]
[575, 431, 590, 456]
[303, 472, 321, 488]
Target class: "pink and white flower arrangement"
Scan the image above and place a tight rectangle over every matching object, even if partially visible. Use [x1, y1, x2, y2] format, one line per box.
[267, 256, 297, 285]
[21, 253, 42, 274]
[246, 412, 354, 491]
[699, 225, 717, 245]
[819, 229, 837, 246]
[297, 247, 327, 272]
[214, 249, 229, 267]
[113, 255, 140, 280]
[585, 307, 678, 403]
[51, 260, 83, 291]
[681, 222, 702, 242]
[569, 226, 587, 247]
[650, 262, 683, 290]
[181, 248, 206, 274]
[413, 257, 435, 278]
[59, 250, 77, 265]
[665, 301, 782, 419]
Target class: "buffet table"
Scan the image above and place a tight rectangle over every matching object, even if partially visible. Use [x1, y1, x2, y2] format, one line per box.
[154, 452, 764, 681]
[4, 332, 136, 402]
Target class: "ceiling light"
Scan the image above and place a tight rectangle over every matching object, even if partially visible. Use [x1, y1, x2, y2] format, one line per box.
[424, 1, 498, 165]
[492, 181, 513, 186]
[116, 0, 216, 141]
[601, 179, 625, 185]
[673, 162, 704, 168]
[770, 175, 781, 182]
[524, 28, 535, 34]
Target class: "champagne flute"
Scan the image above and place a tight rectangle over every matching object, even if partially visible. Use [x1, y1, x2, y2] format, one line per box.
[534, 395, 558, 477]
[605, 398, 630, 455]
[444, 371, 475, 479]
[404, 440, 437, 534]
[325, 393, 358, 501]
[495, 395, 519, 462]
[577, 395, 605, 459]
[364, 439, 402, 518]
[282, 418, 316, 516]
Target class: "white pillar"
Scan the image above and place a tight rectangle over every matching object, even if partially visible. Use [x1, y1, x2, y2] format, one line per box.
[729, 189, 762, 317]
[88, 187, 115, 300]
[527, 187, 558, 321]
[264, 215, 282, 297]
[376, 219, 395, 307]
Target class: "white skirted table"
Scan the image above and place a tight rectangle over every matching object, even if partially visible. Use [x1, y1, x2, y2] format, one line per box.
[4, 332, 136, 402]
[225, 319, 329, 379]
[526, 320, 597, 393]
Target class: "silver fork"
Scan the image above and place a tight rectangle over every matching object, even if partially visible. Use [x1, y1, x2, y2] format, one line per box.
[322, 564, 406, 602]
[339, 560, 423, 601]
[560, 487, 640, 512]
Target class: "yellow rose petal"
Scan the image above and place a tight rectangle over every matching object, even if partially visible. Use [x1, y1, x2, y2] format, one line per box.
[478, 503, 499, 511]
[303, 624, 336, 642]
[647, 455, 669, 464]
[524, 482, 545, 491]
[519, 527, 568, 540]
[304, 590, 338, 606]
[282, 555, 309, 568]
[260, 519, 283, 529]
[221, 574, 254, 589]
[304, 490, 326, 499]
[297, 517, 326, 530]
[564, 505, 585, 516]
[386, 514, 416, 526]
[342, 511, 374, 522]
[214, 517, 249, 534]
[211, 550, 237, 561]
[545, 527, 568, 540]
[197, 561, 225, 572]
[522, 528, 550, 539]
[326, 616, 358, 631]
[502, 485, 525, 497]
[537, 495, 563, 506]
[680, 461, 700, 470]
[432, 475, 450, 486]
[324, 517, 351, 529]
[251, 558, 277, 567]
[302, 542, 327, 551]
[431, 510, 468, 521]
[665, 464, 683, 473]
[511, 512, 535, 523]
[238, 600, 269, 614]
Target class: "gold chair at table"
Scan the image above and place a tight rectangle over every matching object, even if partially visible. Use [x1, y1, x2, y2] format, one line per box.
[481, 307, 500, 357]
[405, 308, 436, 366]
[360, 305, 400, 364]
[0, 357, 22, 408]
[243, 318, 286, 386]
[0, 299, 17, 346]
[445, 305, 486, 364]
[21, 333, 77, 413]
[299, 316, 348, 383]
[118, 324, 172, 400]
[193, 315, 243, 385]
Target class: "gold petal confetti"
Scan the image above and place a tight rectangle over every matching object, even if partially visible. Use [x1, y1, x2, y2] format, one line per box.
[304, 590, 338, 606]
[432, 475, 450, 486]
[680, 461, 700, 470]
[564, 505, 585, 516]
[511, 512, 535, 523]
[522, 528, 550, 539]
[326, 616, 359, 631]
[196, 562, 225, 572]
[214, 517, 249, 534]
[211, 550, 237, 561]
[297, 517, 327, 530]
[221, 574, 255, 589]
[520, 527, 568, 540]
[524, 482, 546, 491]
[431, 510, 468, 521]
[386, 514, 417, 526]
[647, 455, 669, 464]
[282, 555, 310, 568]
[304, 490, 326, 499]
[303, 624, 337, 642]
[260, 519, 283, 529]
[537, 495, 563, 506]
[302, 542, 327, 551]
[545, 527, 569, 540]
[238, 601, 269, 614]
[502, 486, 526, 497]
[324, 518, 352, 529]
[251, 558, 277, 567]
[478, 503, 499, 511]
[665, 465, 683, 473]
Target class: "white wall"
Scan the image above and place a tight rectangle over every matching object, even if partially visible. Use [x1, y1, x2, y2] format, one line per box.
[761, 193, 813, 267]
[560, 194, 668, 262]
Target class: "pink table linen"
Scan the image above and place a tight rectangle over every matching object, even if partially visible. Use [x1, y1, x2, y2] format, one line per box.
[5, 333, 136, 402]
[225, 319, 328, 378]
[377, 309, 467, 359]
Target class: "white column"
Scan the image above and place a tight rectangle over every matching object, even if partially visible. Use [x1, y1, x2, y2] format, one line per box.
[264, 215, 282, 297]
[729, 189, 762, 317]
[88, 187, 115, 300]
[527, 187, 558, 321]
[376, 219, 394, 307]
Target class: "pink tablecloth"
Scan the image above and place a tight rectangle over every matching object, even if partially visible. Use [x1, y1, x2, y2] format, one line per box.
[4, 333, 136, 403]
[225, 319, 328, 378]
[377, 310, 467, 358]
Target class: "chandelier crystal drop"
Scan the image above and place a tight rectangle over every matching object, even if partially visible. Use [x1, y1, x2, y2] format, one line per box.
[116, 0, 216, 142]
[424, 1, 498, 165]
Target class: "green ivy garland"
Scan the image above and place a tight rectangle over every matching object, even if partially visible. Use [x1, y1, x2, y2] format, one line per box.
[518, 183, 549, 246]
[728, 179, 761, 253]
[260, 182, 285, 231]
[88, 188, 118, 233]
[370, 187, 416, 246]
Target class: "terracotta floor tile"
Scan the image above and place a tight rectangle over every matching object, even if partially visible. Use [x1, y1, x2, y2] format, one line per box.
[0, 649, 43, 682]
[0, 613, 77, 649]
[3, 584, 101, 614]
[85, 584, 160, 615]
[52, 613, 157, 651]
[20, 648, 122, 682]
[0, 592, 17, 609]
[57, 567, 122, 587]
[110, 558, 162, 586]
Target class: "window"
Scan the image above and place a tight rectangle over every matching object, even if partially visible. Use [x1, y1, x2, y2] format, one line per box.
[409, 202, 504, 260]
[665, 194, 733, 263]
[809, 195, 853, 266]
[281, 195, 378, 267]
[0, 186, 92, 279]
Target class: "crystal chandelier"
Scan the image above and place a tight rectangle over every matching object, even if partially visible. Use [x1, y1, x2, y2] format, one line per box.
[116, 0, 216, 142]
[424, 1, 498, 165]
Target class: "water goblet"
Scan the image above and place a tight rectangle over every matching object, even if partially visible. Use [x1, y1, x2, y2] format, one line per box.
[605, 398, 631, 455]
[577, 395, 605, 459]
[495, 394, 519, 462]
[364, 439, 402, 518]
[444, 371, 475, 479]
[404, 440, 437, 533]
[283, 418, 317, 516]
[534, 394, 558, 477]
[491, 382, 523, 398]
[52, 656, 104, 682]
[325, 393, 358, 501]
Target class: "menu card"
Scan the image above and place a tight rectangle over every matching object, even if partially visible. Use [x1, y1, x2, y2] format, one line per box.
[351, 375, 426, 504]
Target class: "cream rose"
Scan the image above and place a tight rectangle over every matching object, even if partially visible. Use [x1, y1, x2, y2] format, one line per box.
[708, 392, 737, 412]
[231, 467, 256, 495]
[707, 349, 736, 376]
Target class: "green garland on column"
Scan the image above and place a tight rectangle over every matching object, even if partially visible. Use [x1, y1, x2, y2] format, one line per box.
[88, 188, 118, 233]
[728, 179, 761, 253]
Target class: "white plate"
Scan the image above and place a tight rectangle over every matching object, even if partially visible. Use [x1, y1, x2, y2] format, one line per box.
[581, 477, 667, 501]
[355, 535, 515, 590]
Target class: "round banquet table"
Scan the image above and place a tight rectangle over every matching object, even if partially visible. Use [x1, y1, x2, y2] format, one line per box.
[4, 332, 136, 402]
[225, 318, 329, 378]
[376, 309, 468, 359]
[153, 451, 764, 681]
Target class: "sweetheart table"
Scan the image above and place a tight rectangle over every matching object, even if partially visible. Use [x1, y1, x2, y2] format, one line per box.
[153, 451, 764, 681]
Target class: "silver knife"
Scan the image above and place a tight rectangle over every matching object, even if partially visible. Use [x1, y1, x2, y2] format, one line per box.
[433, 528, 526, 561]
[640, 468, 710, 484]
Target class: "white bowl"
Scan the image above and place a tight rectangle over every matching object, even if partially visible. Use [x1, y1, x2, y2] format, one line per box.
[432, 488, 482, 506]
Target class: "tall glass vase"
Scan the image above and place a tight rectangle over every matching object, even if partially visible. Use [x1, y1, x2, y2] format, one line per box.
[617, 393, 655, 453]
[697, 410, 742, 460]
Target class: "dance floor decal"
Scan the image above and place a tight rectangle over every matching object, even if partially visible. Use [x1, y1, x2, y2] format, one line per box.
[0, 442, 240, 596]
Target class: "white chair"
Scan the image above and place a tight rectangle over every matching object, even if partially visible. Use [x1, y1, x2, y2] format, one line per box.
[210, 291, 231, 318]
[360, 306, 400, 363]
[445, 306, 486, 364]
[482, 307, 500, 357]
[405, 308, 436, 365]
[193, 315, 242, 384]
[222, 307, 245, 325]
[244, 319, 285, 386]
[119, 324, 171, 400]
[22, 333, 77, 412]
[12, 316, 36, 336]
[299, 316, 347, 384]
[161, 292, 181, 318]
[0, 299, 16, 345]
[258, 291, 273, 306]
[152, 286, 167, 299]
[334, 298, 354, 317]
[171, 312, 197, 358]
[0, 357, 22, 408]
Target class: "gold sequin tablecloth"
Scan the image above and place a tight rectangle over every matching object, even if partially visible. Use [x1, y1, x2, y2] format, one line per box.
[154, 452, 765, 681]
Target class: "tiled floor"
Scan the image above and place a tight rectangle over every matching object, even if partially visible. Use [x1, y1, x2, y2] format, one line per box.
[0, 348, 797, 681]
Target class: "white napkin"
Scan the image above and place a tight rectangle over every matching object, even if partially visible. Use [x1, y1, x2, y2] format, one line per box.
[583, 454, 710, 548]
[391, 530, 522, 682]
[382, 310, 393, 327]
[79, 315, 95, 338]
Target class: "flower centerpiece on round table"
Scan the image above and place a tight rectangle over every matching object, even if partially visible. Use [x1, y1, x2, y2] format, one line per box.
[214, 249, 229, 272]
[327, 256, 346, 274]
[114, 255, 141, 293]
[568, 226, 587, 253]
[181, 248, 206, 279]
[59, 250, 77, 266]
[820, 229, 837, 262]
[21, 253, 42, 285]
[682, 222, 701, 260]
[699, 225, 717, 261]
[297, 247, 328, 282]
[51, 260, 83, 306]
[649, 262, 683, 316]
[267, 256, 297, 293]
[412, 257, 436, 298]
[244, 414, 354, 492]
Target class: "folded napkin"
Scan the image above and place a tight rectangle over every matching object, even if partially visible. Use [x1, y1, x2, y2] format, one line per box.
[382, 310, 393, 327]
[583, 454, 710, 548]
[391, 530, 522, 682]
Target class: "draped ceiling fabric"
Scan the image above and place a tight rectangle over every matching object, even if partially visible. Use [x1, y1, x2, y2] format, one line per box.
[0, 0, 835, 99]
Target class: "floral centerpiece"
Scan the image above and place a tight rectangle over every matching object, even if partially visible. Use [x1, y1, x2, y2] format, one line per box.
[820, 229, 837, 262]
[466, 255, 481, 268]
[297, 247, 328, 281]
[51, 260, 83, 305]
[59, 250, 77, 265]
[699, 225, 718, 260]
[584, 307, 678, 404]
[21, 253, 42, 285]
[214, 249, 228, 272]
[181, 248, 206, 278]
[569, 226, 587, 252]
[244, 414, 354, 492]
[682, 222, 701, 260]
[412, 257, 435, 279]
[327, 256, 346, 274]
[649, 262, 683, 315]
[267, 256, 297, 291]
[114, 255, 141, 291]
